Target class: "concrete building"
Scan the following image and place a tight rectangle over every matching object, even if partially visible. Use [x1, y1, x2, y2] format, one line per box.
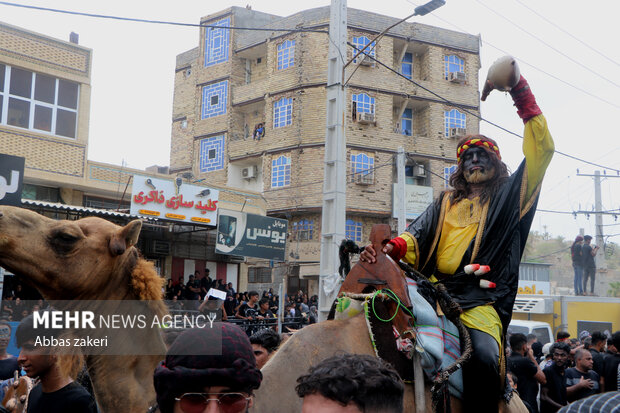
[171, 6, 481, 296]
[0, 21, 264, 292]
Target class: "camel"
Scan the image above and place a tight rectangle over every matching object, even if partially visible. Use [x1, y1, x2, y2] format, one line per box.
[0, 206, 166, 413]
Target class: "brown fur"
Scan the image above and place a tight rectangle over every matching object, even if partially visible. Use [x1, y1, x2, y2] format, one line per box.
[0, 206, 167, 413]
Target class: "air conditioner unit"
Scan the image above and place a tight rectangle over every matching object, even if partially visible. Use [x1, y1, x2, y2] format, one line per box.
[414, 164, 426, 177]
[359, 55, 374, 66]
[356, 112, 375, 124]
[242, 166, 258, 179]
[449, 71, 466, 83]
[353, 173, 373, 185]
[449, 127, 467, 138]
[512, 297, 553, 314]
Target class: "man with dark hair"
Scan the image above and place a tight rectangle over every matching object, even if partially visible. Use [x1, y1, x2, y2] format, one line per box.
[152, 323, 262, 413]
[590, 331, 607, 379]
[16, 313, 96, 413]
[361, 56, 554, 412]
[581, 235, 599, 295]
[602, 331, 620, 392]
[557, 332, 570, 343]
[508, 333, 546, 413]
[541, 342, 571, 413]
[565, 348, 600, 402]
[249, 328, 281, 369]
[256, 298, 274, 321]
[296, 353, 404, 413]
[236, 291, 260, 320]
[0, 320, 18, 380]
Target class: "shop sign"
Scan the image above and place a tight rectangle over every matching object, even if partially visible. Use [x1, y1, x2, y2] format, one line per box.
[392, 184, 434, 219]
[0, 153, 25, 207]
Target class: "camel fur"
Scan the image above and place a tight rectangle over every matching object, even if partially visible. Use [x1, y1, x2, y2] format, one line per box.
[0, 206, 166, 413]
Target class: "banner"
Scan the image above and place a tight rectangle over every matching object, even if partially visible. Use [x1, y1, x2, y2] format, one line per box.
[216, 209, 287, 261]
[392, 184, 434, 219]
[0, 153, 25, 206]
[130, 175, 219, 225]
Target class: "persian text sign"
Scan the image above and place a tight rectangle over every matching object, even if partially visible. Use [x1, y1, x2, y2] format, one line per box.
[517, 280, 550, 295]
[0, 153, 25, 206]
[216, 209, 288, 261]
[130, 175, 219, 225]
[392, 184, 434, 219]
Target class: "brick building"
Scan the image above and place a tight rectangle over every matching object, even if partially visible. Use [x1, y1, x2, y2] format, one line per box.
[171, 6, 481, 296]
[0, 21, 265, 292]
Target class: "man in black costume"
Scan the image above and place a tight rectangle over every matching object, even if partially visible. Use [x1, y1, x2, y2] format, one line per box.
[361, 57, 554, 412]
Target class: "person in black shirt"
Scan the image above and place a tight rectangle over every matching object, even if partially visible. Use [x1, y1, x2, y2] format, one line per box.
[15, 313, 96, 413]
[236, 291, 259, 319]
[589, 331, 607, 380]
[508, 333, 546, 413]
[256, 298, 274, 320]
[581, 235, 599, 295]
[570, 235, 584, 295]
[565, 348, 600, 402]
[602, 331, 620, 392]
[541, 342, 570, 413]
[0, 321, 19, 380]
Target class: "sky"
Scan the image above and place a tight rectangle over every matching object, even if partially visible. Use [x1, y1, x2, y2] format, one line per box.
[1, 0, 619, 242]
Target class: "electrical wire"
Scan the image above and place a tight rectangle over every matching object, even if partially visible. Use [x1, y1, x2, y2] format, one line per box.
[527, 246, 570, 261]
[474, 0, 620, 89]
[0, 1, 328, 33]
[348, 41, 620, 173]
[404, 0, 620, 111]
[513, 0, 620, 69]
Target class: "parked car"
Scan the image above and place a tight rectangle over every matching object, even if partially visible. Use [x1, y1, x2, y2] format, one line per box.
[508, 320, 553, 345]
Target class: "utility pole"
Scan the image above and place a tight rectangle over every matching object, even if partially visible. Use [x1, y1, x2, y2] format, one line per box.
[575, 170, 620, 270]
[396, 147, 407, 234]
[318, 0, 347, 322]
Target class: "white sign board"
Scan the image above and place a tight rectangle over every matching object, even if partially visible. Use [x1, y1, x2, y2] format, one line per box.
[392, 184, 434, 219]
[517, 280, 550, 295]
[130, 175, 219, 226]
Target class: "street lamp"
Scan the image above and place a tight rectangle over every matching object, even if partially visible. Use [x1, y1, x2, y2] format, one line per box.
[414, 0, 446, 16]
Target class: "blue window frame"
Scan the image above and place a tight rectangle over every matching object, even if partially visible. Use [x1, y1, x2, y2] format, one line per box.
[199, 135, 225, 172]
[444, 165, 457, 188]
[346, 219, 363, 242]
[444, 109, 466, 137]
[277, 40, 295, 70]
[444, 55, 464, 80]
[352, 93, 374, 114]
[292, 219, 313, 241]
[352, 36, 375, 63]
[351, 153, 374, 175]
[204, 17, 230, 67]
[402, 52, 413, 79]
[273, 97, 292, 128]
[271, 155, 291, 188]
[201, 80, 228, 119]
[401, 108, 412, 136]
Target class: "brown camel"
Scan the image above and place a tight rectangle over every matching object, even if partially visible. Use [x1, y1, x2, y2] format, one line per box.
[0, 206, 166, 413]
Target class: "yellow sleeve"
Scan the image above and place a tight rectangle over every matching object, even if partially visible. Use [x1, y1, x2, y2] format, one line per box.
[523, 114, 554, 201]
[399, 232, 418, 267]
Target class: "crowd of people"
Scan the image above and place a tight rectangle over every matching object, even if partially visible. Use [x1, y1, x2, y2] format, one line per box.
[506, 329, 620, 413]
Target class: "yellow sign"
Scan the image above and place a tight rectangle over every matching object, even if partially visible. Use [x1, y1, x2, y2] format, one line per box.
[191, 217, 211, 223]
[517, 285, 544, 295]
[165, 213, 186, 220]
[138, 209, 160, 216]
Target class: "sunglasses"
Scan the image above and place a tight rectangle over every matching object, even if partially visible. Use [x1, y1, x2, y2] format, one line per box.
[175, 392, 251, 413]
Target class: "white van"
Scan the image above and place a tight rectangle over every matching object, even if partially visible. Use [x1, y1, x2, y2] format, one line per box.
[507, 320, 553, 345]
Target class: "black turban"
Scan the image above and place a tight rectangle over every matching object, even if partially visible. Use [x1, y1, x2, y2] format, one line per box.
[153, 323, 262, 413]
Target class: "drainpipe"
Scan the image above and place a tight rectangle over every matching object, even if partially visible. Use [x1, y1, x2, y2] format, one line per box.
[560, 295, 568, 332]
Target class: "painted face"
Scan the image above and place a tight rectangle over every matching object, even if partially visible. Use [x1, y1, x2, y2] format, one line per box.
[461, 146, 496, 184]
[552, 349, 569, 368]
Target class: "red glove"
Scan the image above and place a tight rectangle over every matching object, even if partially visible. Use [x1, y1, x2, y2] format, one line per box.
[387, 237, 407, 261]
[510, 75, 542, 124]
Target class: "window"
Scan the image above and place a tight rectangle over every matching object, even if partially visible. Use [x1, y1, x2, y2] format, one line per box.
[0, 65, 79, 138]
[352, 36, 375, 64]
[199, 135, 225, 172]
[444, 165, 457, 188]
[444, 55, 464, 80]
[248, 267, 272, 283]
[273, 97, 292, 128]
[21, 184, 60, 202]
[401, 52, 412, 79]
[201, 80, 228, 119]
[277, 40, 295, 70]
[271, 155, 291, 188]
[352, 93, 374, 118]
[350, 153, 374, 184]
[292, 219, 313, 241]
[401, 108, 412, 136]
[444, 109, 466, 137]
[346, 220, 363, 243]
[204, 17, 230, 67]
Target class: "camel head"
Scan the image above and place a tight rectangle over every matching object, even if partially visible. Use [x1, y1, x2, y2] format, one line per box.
[0, 206, 144, 300]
